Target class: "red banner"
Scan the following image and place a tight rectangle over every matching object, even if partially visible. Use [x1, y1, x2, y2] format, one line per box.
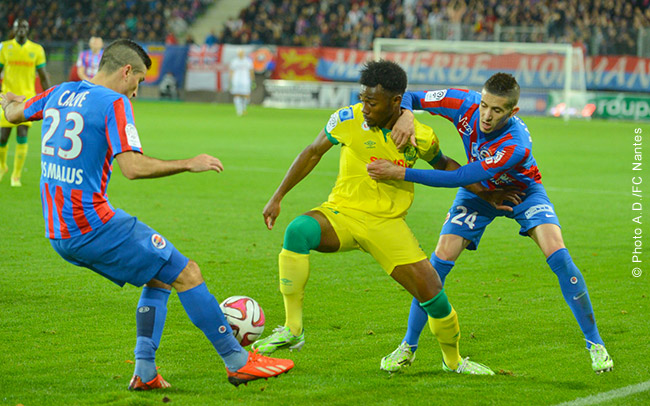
[271, 47, 319, 81]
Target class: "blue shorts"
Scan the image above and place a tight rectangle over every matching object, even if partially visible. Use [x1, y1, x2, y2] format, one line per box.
[50, 209, 189, 287]
[440, 184, 561, 250]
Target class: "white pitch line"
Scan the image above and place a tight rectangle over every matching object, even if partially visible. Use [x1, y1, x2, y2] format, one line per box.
[552, 380, 650, 406]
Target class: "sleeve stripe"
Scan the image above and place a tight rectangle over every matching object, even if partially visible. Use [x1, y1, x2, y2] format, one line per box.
[421, 97, 464, 110]
[112, 98, 131, 151]
[486, 133, 514, 153]
[36, 63, 46, 69]
[325, 130, 339, 145]
[24, 85, 58, 121]
[428, 149, 443, 166]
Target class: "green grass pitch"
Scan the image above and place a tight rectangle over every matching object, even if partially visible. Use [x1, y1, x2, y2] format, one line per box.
[0, 101, 647, 405]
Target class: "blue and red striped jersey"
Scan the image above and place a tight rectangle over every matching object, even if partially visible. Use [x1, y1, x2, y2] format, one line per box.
[76, 49, 103, 79]
[24, 80, 143, 239]
[402, 89, 542, 190]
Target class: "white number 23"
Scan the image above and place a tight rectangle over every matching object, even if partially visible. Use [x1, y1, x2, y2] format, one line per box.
[41, 108, 84, 160]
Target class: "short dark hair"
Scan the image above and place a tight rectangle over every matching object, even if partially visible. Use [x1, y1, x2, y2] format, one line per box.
[359, 60, 407, 96]
[98, 39, 152, 73]
[483, 73, 520, 109]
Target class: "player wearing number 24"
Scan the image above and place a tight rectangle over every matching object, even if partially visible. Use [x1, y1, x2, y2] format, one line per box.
[0, 39, 294, 390]
[367, 73, 613, 374]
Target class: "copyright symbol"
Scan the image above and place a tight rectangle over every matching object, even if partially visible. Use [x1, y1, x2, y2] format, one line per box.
[632, 268, 642, 277]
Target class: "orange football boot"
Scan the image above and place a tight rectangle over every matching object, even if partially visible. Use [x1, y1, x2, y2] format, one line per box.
[226, 350, 294, 387]
[128, 373, 171, 391]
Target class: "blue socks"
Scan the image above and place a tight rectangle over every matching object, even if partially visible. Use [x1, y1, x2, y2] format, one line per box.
[134, 287, 171, 382]
[547, 248, 604, 348]
[402, 254, 455, 352]
[177, 282, 248, 371]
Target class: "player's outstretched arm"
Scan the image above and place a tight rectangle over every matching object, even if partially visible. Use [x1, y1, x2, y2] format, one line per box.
[0, 92, 27, 124]
[431, 154, 523, 210]
[115, 151, 223, 180]
[263, 130, 334, 230]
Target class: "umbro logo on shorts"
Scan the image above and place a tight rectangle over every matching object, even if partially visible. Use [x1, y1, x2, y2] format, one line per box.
[151, 234, 166, 249]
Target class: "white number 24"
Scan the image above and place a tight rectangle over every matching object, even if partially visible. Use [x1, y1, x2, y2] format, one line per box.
[41, 108, 84, 160]
[450, 205, 478, 230]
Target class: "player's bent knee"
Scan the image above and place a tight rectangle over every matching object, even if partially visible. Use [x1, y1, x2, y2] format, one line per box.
[171, 260, 204, 292]
[283, 215, 321, 254]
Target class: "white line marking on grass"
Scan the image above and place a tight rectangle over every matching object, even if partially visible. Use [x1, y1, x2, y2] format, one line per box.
[552, 380, 650, 406]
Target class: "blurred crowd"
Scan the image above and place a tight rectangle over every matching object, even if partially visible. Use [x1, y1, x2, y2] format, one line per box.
[0, 0, 212, 44]
[0, 0, 647, 56]
[222, 0, 649, 56]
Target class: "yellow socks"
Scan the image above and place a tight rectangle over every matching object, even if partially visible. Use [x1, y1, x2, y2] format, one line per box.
[429, 307, 462, 370]
[12, 143, 28, 180]
[0, 145, 8, 180]
[278, 249, 310, 336]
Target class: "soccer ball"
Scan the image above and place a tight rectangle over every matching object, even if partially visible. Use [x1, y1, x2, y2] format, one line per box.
[219, 296, 265, 346]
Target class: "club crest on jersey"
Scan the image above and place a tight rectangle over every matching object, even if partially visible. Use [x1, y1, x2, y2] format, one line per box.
[362, 121, 370, 131]
[479, 149, 491, 159]
[403, 145, 417, 161]
[424, 89, 447, 102]
[151, 234, 166, 249]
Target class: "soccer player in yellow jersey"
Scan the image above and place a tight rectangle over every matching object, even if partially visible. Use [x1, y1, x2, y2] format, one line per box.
[0, 19, 51, 187]
[252, 60, 497, 375]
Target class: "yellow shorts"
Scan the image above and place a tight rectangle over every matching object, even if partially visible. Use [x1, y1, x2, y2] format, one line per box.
[0, 109, 32, 128]
[313, 203, 427, 274]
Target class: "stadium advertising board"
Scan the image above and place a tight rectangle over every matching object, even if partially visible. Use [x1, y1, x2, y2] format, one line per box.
[272, 47, 650, 93]
[263, 80, 358, 108]
[262, 80, 546, 115]
[589, 93, 650, 121]
[548, 91, 650, 120]
[586, 56, 650, 91]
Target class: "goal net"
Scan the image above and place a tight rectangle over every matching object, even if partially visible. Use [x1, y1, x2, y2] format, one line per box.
[372, 38, 588, 119]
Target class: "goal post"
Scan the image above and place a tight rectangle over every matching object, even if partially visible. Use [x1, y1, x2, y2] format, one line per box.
[372, 38, 588, 119]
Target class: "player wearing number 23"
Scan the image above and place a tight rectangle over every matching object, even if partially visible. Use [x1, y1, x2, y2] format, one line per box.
[0, 39, 294, 390]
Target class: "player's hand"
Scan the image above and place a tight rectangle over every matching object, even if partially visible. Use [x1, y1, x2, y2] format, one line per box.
[391, 109, 417, 150]
[263, 198, 281, 230]
[477, 188, 525, 212]
[367, 159, 406, 181]
[0, 92, 26, 110]
[187, 154, 224, 173]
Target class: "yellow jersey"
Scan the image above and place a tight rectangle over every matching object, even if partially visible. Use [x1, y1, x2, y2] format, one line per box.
[0, 38, 47, 98]
[324, 103, 441, 219]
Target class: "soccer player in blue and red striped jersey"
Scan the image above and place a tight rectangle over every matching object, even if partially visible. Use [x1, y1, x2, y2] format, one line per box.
[76, 36, 103, 81]
[0, 39, 294, 390]
[367, 73, 613, 374]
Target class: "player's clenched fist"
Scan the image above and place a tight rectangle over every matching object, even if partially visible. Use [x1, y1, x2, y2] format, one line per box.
[367, 159, 406, 181]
